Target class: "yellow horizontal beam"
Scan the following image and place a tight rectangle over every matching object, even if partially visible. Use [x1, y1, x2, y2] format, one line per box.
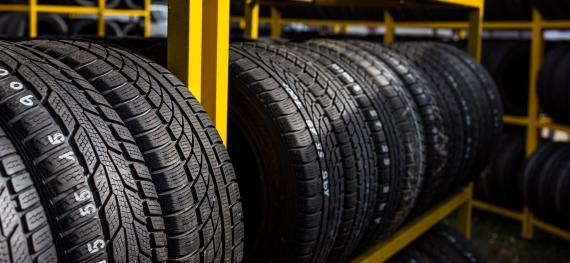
[37, 5, 99, 14]
[532, 218, 570, 241]
[0, 4, 145, 16]
[539, 117, 570, 133]
[103, 9, 146, 16]
[0, 4, 28, 12]
[472, 200, 524, 221]
[352, 187, 470, 262]
[230, 17, 569, 30]
[503, 115, 530, 126]
[259, 0, 482, 8]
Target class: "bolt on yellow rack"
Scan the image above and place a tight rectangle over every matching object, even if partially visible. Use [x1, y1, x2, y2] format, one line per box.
[166, 0, 482, 262]
[0, 0, 152, 37]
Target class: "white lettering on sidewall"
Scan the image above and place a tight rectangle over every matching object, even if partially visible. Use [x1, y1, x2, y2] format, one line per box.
[283, 83, 329, 197]
[87, 239, 105, 254]
[48, 133, 65, 145]
[10, 81, 23, 90]
[19, 95, 34, 107]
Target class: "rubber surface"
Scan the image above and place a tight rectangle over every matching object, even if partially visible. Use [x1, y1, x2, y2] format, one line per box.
[284, 42, 383, 262]
[0, 41, 166, 262]
[306, 39, 426, 246]
[229, 42, 343, 263]
[296, 41, 407, 255]
[387, 43, 469, 210]
[0, 126, 56, 262]
[22, 39, 244, 262]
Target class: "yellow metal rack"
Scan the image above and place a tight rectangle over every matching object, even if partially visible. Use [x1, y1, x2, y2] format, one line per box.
[166, 0, 483, 262]
[0, 0, 151, 37]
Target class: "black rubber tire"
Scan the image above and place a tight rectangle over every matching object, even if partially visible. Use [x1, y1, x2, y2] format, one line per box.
[284, 43, 382, 262]
[306, 39, 425, 242]
[70, 20, 123, 37]
[537, 45, 568, 122]
[536, 145, 570, 222]
[348, 40, 451, 221]
[229, 42, 343, 263]
[122, 23, 144, 36]
[0, 126, 57, 262]
[0, 41, 167, 262]
[494, 131, 526, 209]
[388, 246, 434, 263]
[0, 14, 68, 37]
[481, 41, 530, 116]
[436, 43, 504, 181]
[555, 155, 570, 220]
[295, 41, 407, 255]
[415, 224, 482, 263]
[63, 0, 121, 9]
[387, 43, 469, 207]
[22, 39, 244, 262]
[522, 143, 560, 218]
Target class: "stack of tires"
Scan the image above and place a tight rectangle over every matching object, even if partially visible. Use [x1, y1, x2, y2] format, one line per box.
[475, 130, 526, 209]
[522, 143, 570, 228]
[228, 40, 502, 262]
[389, 224, 483, 263]
[0, 40, 244, 262]
[538, 44, 570, 125]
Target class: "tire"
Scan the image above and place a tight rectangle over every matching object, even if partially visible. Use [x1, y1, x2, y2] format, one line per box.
[555, 155, 570, 221]
[0, 41, 166, 262]
[522, 143, 560, 219]
[415, 224, 482, 263]
[387, 43, 468, 206]
[388, 246, 434, 263]
[22, 39, 244, 262]
[494, 131, 525, 208]
[229, 42, 343, 263]
[348, 40, 450, 220]
[295, 41, 406, 253]
[0, 126, 57, 262]
[125, 0, 144, 9]
[68, 0, 121, 9]
[284, 43, 382, 262]
[481, 41, 530, 116]
[537, 45, 568, 123]
[536, 146, 570, 222]
[436, 43, 504, 181]
[306, 39, 425, 241]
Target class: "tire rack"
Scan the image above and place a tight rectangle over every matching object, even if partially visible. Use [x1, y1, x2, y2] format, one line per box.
[0, 0, 151, 37]
[232, 7, 570, 243]
[223, 0, 483, 263]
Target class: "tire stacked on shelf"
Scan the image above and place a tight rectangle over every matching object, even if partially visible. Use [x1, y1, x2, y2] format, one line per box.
[227, 39, 501, 262]
[538, 44, 570, 125]
[521, 143, 570, 228]
[0, 13, 68, 37]
[388, 224, 484, 263]
[0, 39, 244, 262]
[475, 130, 526, 209]
[481, 41, 530, 116]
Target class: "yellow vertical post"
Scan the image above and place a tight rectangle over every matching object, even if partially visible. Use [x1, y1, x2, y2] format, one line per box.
[167, 0, 203, 101]
[332, 24, 342, 34]
[467, 7, 483, 62]
[244, 0, 259, 39]
[29, 0, 38, 37]
[383, 11, 395, 44]
[456, 183, 473, 238]
[522, 9, 544, 239]
[270, 6, 282, 38]
[97, 0, 106, 37]
[144, 0, 151, 37]
[202, 0, 230, 144]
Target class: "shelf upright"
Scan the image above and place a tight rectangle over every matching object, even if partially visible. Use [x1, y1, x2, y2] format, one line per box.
[167, 0, 230, 143]
[0, 0, 151, 38]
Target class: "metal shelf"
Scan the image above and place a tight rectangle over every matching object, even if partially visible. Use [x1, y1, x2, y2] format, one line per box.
[0, 0, 151, 37]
